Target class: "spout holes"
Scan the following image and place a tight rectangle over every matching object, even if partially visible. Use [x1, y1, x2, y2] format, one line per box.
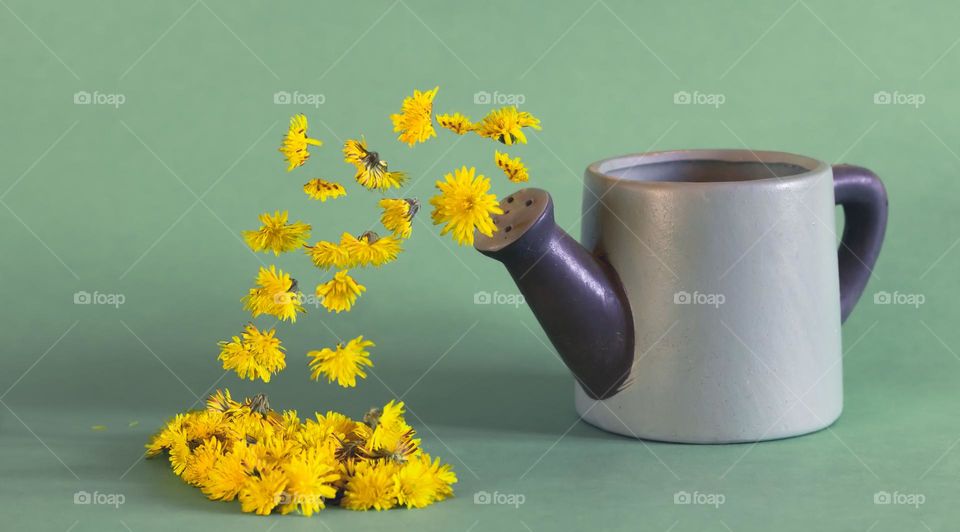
[507, 196, 515, 203]
[525, 199, 533, 207]
[504, 210, 510, 215]
[505, 225, 513, 233]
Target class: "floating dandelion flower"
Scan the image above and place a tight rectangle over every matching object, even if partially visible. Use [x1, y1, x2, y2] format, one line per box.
[343, 137, 406, 191]
[217, 324, 286, 382]
[429, 166, 503, 246]
[315, 270, 365, 313]
[241, 265, 304, 322]
[305, 240, 352, 270]
[379, 198, 418, 239]
[279, 114, 323, 171]
[474, 106, 541, 145]
[303, 179, 346, 202]
[308, 335, 375, 388]
[391, 86, 438, 146]
[435, 112, 474, 135]
[243, 211, 311, 255]
[494, 150, 530, 183]
[341, 231, 402, 267]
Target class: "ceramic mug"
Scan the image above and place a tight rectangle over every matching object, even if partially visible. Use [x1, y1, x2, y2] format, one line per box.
[476, 149, 888, 443]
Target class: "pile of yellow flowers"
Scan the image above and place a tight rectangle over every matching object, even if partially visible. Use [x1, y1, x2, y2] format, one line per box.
[147, 390, 456, 514]
[148, 86, 540, 515]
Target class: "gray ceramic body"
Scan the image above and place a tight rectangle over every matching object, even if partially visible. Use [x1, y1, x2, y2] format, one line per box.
[577, 150, 844, 443]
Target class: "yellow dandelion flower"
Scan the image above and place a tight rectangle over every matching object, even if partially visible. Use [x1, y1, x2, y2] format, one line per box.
[436, 112, 474, 135]
[303, 179, 346, 202]
[201, 443, 255, 501]
[241, 265, 304, 322]
[474, 106, 541, 145]
[342, 460, 398, 511]
[315, 270, 365, 313]
[343, 137, 406, 191]
[182, 437, 225, 486]
[391, 86, 439, 146]
[341, 231, 402, 267]
[308, 335, 374, 388]
[145, 414, 187, 457]
[395, 453, 455, 509]
[365, 400, 420, 460]
[423, 452, 458, 501]
[494, 150, 529, 183]
[206, 388, 241, 414]
[429, 166, 503, 246]
[183, 410, 227, 442]
[279, 114, 323, 171]
[239, 468, 287, 515]
[169, 439, 191, 476]
[379, 198, 418, 239]
[279, 449, 339, 516]
[242, 210, 311, 255]
[305, 240, 352, 270]
[218, 324, 286, 383]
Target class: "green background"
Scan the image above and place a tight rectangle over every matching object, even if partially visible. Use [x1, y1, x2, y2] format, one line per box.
[1, 1, 957, 530]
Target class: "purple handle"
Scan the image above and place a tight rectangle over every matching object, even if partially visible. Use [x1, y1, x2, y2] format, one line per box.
[833, 164, 888, 322]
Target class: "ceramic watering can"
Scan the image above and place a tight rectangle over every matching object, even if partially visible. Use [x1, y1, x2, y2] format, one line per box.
[475, 150, 888, 443]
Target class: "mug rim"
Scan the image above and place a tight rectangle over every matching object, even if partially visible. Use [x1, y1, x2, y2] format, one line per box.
[586, 149, 829, 187]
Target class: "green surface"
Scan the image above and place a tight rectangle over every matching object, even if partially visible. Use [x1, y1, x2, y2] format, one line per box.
[1, 1, 957, 530]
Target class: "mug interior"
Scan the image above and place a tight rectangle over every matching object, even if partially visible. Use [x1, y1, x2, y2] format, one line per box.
[594, 150, 824, 184]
